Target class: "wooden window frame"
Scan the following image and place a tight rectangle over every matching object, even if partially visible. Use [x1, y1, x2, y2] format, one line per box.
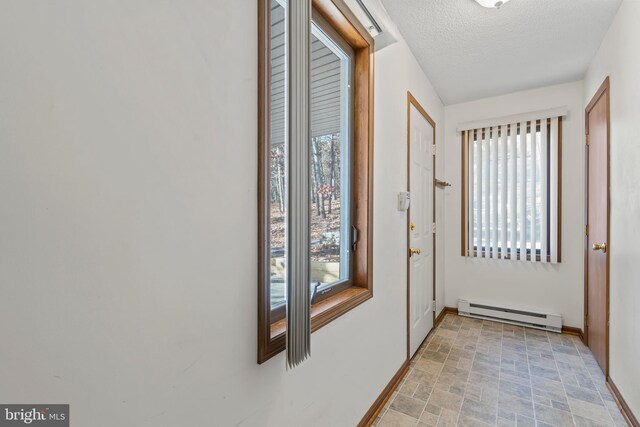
[258, 0, 374, 364]
[460, 120, 562, 262]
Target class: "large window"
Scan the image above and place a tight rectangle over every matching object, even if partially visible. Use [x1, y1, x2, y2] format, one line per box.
[310, 16, 355, 299]
[461, 116, 562, 263]
[258, 0, 373, 363]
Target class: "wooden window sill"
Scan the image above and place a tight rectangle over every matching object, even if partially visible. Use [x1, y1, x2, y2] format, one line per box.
[270, 286, 371, 340]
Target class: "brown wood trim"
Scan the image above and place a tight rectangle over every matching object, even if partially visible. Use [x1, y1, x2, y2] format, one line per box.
[585, 77, 611, 126]
[584, 76, 611, 375]
[583, 109, 588, 349]
[357, 360, 410, 427]
[461, 131, 468, 256]
[561, 326, 584, 343]
[257, 0, 278, 364]
[258, 0, 374, 364]
[405, 95, 411, 360]
[435, 309, 446, 328]
[352, 46, 374, 291]
[311, 287, 371, 330]
[406, 91, 437, 360]
[443, 306, 459, 315]
[271, 287, 372, 337]
[313, 0, 373, 49]
[434, 306, 455, 328]
[557, 117, 563, 262]
[607, 377, 640, 427]
[407, 92, 436, 127]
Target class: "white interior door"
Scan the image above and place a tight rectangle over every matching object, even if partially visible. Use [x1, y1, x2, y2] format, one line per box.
[409, 104, 434, 357]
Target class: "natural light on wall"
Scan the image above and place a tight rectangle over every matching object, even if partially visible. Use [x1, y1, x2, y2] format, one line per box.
[473, 0, 512, 9]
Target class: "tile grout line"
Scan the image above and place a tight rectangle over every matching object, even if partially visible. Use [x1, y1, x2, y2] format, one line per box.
[593, 354, 620, 424]
[379, 319, 434, 425]
[454, 318, 482, 426]
[573, 337, 617, 426]
[410, 337, 428, 427]
[411, 332, 437, 426]
[524, 327, 541, 426]
[495, 322, 504, 426]
[383, 332, 426, 425]
[414, 315, 459, 426]
[453, 319, 472, 426]
[548, 331, 578, 427]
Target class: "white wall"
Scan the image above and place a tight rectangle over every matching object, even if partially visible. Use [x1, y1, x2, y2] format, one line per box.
[0, 1, 443, 426]
[442, 81, 585, 328]
[584, 0, 640, 416]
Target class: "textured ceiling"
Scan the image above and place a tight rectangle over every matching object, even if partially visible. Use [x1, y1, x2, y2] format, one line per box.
[380, 0, 622, 104]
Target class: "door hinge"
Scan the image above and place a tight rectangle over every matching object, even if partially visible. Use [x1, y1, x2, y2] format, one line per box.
[432, 222, 436, 234]
[432, 144, 436, 156]
[432, 300, 436, 311]
[585, 224, 589, 236]
[586, 134, 590, 145]
[585, 315, 589, 328]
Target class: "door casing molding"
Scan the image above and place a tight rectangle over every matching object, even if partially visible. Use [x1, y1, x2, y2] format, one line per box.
[406, 92, 437, 360]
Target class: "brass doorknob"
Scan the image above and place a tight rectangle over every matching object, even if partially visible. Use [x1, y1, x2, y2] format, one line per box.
[592, 242, 607, 253]
[409, 247, 421, 257]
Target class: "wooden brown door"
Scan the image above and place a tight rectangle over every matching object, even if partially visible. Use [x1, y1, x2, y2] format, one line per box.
[585, 77, 610, 374]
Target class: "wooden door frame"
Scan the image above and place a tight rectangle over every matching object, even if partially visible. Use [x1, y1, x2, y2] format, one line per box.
[584, 76, 611, 376]
[406, 92, 437, 359]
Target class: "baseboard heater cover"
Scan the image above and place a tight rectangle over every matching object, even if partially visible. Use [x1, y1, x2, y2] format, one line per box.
[458, 299, 562, 333]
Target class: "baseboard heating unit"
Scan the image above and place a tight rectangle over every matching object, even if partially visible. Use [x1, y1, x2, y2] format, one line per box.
[458, 299, 562, 333]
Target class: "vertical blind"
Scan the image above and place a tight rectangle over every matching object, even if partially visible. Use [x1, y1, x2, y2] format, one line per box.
[286, 0, 312, 368]
[462, 114, 562, 263]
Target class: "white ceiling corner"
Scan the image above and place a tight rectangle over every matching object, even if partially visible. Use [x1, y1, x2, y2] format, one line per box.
[380, 0, 623, 104]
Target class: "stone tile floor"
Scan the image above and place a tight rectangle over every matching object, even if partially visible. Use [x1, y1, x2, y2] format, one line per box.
[374, 314, 627, 427]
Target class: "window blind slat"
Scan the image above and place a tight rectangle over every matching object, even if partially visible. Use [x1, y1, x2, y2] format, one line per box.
[468, 131, 475, 257]
[518, 121, 527, 260]
[550, 117, 559, 263]
[509, 123, 518, 260]
[491, 126, 499, 259]
[484, 128, 490, 258]
[486, 128, 491, 258]
[486, 128, 492, 258]
[530, 121, 537, 262]
[477, 128, 484, 257]
[540, 119, 548, 263]
[500, 125, 508, 258]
